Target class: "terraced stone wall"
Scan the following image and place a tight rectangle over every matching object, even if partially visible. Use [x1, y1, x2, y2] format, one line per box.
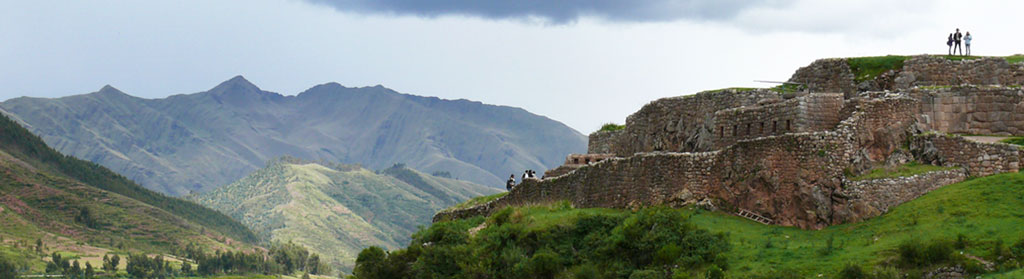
[788, 58, 857, 98]
[908, 86, 1024, 135]
[611, 89, 780, 156]
[711, 93, 844, 149]
[895, 56, 1024, 89]
[840, 169, 967, 218]
[912, 133, 1021, 177]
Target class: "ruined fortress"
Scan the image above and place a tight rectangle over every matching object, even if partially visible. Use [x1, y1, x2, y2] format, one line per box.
[436, 55, 1024, 229]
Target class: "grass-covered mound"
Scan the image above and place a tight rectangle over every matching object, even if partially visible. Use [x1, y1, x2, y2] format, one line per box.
[356, 171, 1024, 278]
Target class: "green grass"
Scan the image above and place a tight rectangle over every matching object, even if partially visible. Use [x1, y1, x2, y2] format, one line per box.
[848, 162, 958, 181]
[941, 55, 985, 62]
[770, 83, 803, 94]
[401, 171, 1024, 278]
[986, 269, 1024, 278]
[599, 123, 625, 132]
[846, 55, 910, 83]
[444, 192, 508, 212]
[999, 137, 1024, 146]
[1004, 55, 1024, 64]
[689, 171, 1024, 277]
[703, 87, 757, 94]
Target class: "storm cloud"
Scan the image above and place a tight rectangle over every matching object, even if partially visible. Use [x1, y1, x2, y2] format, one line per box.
[304, 0, 791, 23]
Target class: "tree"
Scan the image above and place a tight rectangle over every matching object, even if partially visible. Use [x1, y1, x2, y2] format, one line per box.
[75, 207, 97, 229]
[108, 254, 120, 272]
[1, 257, 18, 279]
[181, 261, 192, 276]
[35, 238, 44, 253]
[70, 260, 82, 279]
[353, 246, 387, 279]
[85, 262, 95, 279]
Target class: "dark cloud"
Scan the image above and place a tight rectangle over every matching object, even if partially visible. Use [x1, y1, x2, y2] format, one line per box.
[305, 0, 790, 23]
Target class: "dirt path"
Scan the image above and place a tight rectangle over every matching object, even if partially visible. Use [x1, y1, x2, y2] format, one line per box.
[962, 136, 1010, 144]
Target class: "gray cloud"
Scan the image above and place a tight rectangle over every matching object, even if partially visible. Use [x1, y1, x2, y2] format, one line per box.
[305, 0, 791, 23]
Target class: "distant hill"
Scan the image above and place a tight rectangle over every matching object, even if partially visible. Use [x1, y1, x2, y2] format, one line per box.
[0, 113, 257, 270]
[191, 157, 501, 271]
[0, 77, 586, 195]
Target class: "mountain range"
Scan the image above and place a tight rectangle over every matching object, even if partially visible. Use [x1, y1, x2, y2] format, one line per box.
[0, 76, 586, 196]
[190, 157, 500, 270]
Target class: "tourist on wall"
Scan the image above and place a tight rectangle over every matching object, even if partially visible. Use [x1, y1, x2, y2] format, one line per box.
[953, 28, 963, 56]
[947, 33, 954, 55]
[506, 174, 516, 191]
[964, 32, 972, 56]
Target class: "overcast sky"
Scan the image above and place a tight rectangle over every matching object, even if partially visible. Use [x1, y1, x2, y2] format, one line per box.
[2, 0, 1022, 133]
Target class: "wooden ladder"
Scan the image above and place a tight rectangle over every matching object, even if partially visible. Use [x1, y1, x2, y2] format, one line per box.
[737, 209, 774, 225]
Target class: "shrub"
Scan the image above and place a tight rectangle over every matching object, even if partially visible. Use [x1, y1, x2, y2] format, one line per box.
[628, 269, 661, 279]
[924, 240, 952, 264]
[897, 239, 925, 267]
[955, 234, 968, 250]
[838, 264, 865, 279]
[600, 123, 625, 132]
[706, 264, 725, 279]
[524, 250, 562, 279]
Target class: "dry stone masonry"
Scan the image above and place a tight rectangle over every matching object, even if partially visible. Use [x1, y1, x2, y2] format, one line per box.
[436, 55, 1024, 229]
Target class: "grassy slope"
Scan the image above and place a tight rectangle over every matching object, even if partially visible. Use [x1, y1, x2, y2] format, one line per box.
[423, 171, 1024, 278]
[0, 114, 257, 244]
[693, 171, 1024, 277]
[193, 161, 500, 271]
[0, 148, 250, 273]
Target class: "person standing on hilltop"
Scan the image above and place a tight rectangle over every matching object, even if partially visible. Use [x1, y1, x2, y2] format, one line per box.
[964, 32, 972, 56]
[953, 28, 963, 56]
[506, 174, 516, 191]
[947, 33, 954, 55]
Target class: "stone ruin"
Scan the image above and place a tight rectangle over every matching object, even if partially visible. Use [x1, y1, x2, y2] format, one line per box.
[436, 55, 1024, 229]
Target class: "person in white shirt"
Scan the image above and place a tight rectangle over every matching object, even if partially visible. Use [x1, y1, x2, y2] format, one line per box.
[964, 32, 972, 56]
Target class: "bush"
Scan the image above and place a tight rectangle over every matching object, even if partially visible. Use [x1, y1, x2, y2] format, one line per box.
[924, 240, 952, 264]
[629, 269, 660, 279]
[838, 264, 865, 279]
[898, 239, 952, 268]
[897, 239, 925, 267]
[599, 123, 625, 132]
[706, 264, 725, 279]
[1, 257, 18, 279]
[524, 250, 561, 279]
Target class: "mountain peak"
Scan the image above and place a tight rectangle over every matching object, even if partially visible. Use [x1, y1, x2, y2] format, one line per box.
[206, 75, 286, 104]
[211, 75, 260, 92]
[98, 84, 124, 94]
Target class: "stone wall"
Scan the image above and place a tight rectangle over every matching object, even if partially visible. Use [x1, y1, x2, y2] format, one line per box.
[895, 56, 1024, 89]
[587, 130, 621, 154]
[436, 95, 927, 229]
[611, 89, 781, 156]
[711, 98, 802, 149]
[840, 169, 967, 217]
[711, 93, 844, 149]
[908, 86, 1024, 135]
[438, 129, 859, 229]
[788, 58, 857, 98]
[801, 93, 847, 130]
[542, 153, 617, 178]
[911, 133, 1020, 177]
